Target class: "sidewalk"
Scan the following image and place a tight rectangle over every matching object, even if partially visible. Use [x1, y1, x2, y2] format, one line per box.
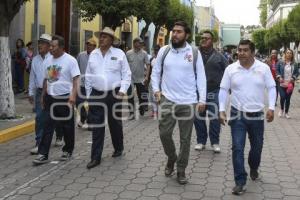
[0, 92, 300, 200]
[0, 93, 35, 143]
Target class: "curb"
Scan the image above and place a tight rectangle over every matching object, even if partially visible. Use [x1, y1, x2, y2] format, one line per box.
[0, 120, 35, 143]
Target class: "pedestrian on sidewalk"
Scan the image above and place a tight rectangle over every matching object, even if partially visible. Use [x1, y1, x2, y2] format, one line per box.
[126, 37, 150, 119]
[266, 49, 279, 105]
[151, 21, 206, 184]
[24, 41, 35, 94]
[85, 27, 131, 169]
[145, 45, 160, 119]
[76, 38, 97, 128]
[276, 48, 299, 119]
[13, 39, 27, 93]
[219, 40, 276, 195]
[28, 34, 52, 155]
[33, 35, 80, 165]
[194, 30, 228, 153]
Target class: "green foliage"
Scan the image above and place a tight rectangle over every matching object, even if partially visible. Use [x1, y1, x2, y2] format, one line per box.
[252, 29, 268, 53]
[263, 4, 300, 51]
[287, 4, 300, 42]
[73, 0, 138, 30]
[164, 0, 193, 42]
[258, 0, 268, 28]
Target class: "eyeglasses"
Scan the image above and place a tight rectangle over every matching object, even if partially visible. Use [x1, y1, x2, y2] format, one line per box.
[201, 37, 212, 40]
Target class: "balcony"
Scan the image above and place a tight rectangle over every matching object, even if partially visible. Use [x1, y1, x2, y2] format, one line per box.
[270, 0, 299, 11]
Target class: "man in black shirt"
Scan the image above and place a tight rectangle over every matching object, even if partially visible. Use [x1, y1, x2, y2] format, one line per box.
[194, 30, 228, 153]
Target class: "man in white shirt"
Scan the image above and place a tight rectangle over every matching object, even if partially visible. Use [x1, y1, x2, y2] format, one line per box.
[85, 27, 131, 169]
[28, 34, 51, 155]
[76, 38, 97, 127]
[219, 40, 276, 195]
[151, 21, 207, 184]
[33, 35, 80, 165]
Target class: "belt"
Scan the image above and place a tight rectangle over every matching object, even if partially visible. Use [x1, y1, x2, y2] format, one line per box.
[92, 87, 120, 94]
[231, 107, 263, 117]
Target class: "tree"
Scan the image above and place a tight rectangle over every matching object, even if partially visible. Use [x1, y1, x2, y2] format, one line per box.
[252, 29, 268, 54]
[0, 0, 29, 119]
[258, 0, 268, 28]
[151, 0, 170, 47]
[165, 0, 194, 43]
[135, 0, 160, 39]
[287, 4, 300, 44]
[73, 0, 138, 30]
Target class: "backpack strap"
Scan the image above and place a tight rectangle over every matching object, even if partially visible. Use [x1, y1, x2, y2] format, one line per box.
[192, 46, 198, 77]
[160, 45, 171, 77]
[159, 45, 198, 91]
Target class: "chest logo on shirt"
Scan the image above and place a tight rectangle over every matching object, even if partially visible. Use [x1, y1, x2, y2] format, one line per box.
[184, 53, 193, 62]
[47, 65, 62, 83]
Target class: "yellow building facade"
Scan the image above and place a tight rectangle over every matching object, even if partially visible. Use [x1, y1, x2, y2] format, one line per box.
[23, 0, 139, 52]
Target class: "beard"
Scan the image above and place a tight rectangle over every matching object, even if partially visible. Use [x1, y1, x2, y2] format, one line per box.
[171, 38, 186, 48]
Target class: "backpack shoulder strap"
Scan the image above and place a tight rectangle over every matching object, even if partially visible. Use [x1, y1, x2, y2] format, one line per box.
[160, 45, 171, 77]
[192, 46, 198, 75]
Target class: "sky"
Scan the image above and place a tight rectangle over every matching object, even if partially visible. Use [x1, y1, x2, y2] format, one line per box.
[195, 0, 261, 26]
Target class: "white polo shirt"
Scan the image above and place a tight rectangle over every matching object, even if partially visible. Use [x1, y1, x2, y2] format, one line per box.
[151, 43, 207, 105]
[85, 47, 132, 97]
[219, 59, 276, 112]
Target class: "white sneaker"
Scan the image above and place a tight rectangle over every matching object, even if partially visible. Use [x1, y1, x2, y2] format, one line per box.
[285, 113, 291, 119]
[55, 139, 64, 147]
[212, 144, 221, 153]
[278, 110, 284, 118]
[30, 146, 38, 155]
[81, 123, 89, 129]
[194, 144, 205, 151]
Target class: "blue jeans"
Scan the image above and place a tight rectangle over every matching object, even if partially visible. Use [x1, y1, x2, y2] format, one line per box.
[34, 89, 45, 145]
[194, 89, 220, 145]
[278, 86, 292, 113]
[229, 107, 264, 186]
[15, 64, 24, 90]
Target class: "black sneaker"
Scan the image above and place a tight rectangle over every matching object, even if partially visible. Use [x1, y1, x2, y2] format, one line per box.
[60, 152, 72, 161]
[250, 169, 259, 180]
[232, 185, 246, 195]
[165, 158, 176, 177]
[177, 171, 188, 185]
[139, 109, 144, 116]
[112, 150, 123, 157]
[33, 154, 48, 165]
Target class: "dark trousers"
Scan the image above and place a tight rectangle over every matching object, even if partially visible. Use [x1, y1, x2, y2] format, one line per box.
[229, 107, 264, 186]
[87, 88, 123, 161]
[278, 86, 293, 113]
[76, 86, 88, 124]
[127, 83, 148, 114]
[194, 89, 221, 145]
[34, 89, 45, 145]
[15, 64, 24, 90]
[38, 94, 75, 158]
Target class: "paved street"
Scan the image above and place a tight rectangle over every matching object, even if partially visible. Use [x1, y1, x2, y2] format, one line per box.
[1, 92, 300, 200]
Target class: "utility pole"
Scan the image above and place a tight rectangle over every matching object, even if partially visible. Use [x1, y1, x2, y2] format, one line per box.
[33, 0, 39, 53]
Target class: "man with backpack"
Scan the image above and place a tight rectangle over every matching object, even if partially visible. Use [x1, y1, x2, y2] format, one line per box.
[151, 21, 207, 184]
